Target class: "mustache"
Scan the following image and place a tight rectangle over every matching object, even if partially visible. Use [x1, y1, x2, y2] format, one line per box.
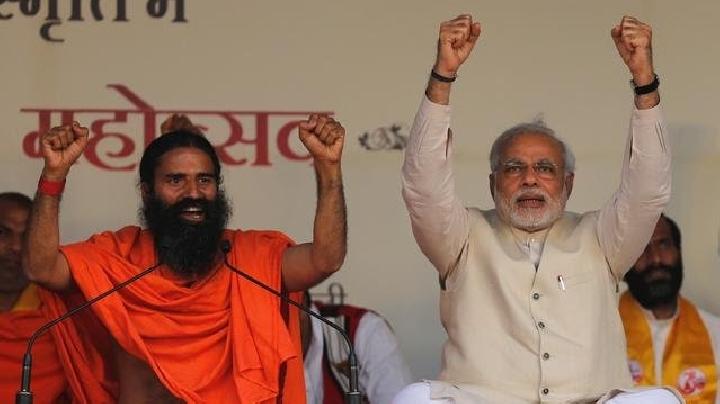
[625, 260, 683, 310]
[640, 264, 674, 280]
[0, 254, 22, 272]
[0, 253, 21, 264]
[511, 188, 549, 203]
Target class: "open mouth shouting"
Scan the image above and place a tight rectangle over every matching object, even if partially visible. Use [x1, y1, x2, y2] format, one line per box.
[180, 206, 205, 222]
[515, 193, 546, 209]
[172, 199, 210, 223]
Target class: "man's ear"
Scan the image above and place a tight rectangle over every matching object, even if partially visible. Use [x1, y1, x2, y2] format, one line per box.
[564, 173, 575, 200]
[489, 173, 496, 199]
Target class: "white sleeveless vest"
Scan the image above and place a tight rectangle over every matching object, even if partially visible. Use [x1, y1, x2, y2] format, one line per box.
[438, 208, 633, 403]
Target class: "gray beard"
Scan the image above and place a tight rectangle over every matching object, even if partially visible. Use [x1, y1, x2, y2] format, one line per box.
[494, 185, 567, 231]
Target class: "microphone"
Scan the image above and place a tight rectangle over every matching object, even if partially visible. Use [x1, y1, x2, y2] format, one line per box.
[16, 259, 165, 404]
[220, 240, 361, 404]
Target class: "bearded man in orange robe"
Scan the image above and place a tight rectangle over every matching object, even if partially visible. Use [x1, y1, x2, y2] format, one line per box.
[23, 113, 347, 404]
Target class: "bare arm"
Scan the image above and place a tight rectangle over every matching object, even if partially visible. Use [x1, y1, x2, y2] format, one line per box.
[23, 122, 89, 291]
[401, 15, 482, 279]
[282, 115, 347, 292]
[599, 16, 670, 277]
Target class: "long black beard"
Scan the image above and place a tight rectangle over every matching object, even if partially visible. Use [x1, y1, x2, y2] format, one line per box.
[625, 261, 683, 310]
[141, 192, 230, 279]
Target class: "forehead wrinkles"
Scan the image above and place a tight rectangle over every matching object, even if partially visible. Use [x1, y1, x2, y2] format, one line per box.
[501, 133, 564, 164]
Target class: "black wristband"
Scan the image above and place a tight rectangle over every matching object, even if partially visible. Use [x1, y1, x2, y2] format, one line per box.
[431, 69, 456, 83]
[632, 74, 659, 95]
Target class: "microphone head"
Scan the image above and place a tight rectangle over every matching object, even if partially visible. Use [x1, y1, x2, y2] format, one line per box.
[221, 240, 231, 254]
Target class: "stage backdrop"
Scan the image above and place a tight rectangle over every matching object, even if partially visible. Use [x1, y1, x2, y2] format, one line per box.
[1, 0, 718, 379]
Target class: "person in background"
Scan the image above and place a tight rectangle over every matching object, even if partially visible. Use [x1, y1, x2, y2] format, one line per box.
[0, 192, 69, 403]
[301, 291, 412, 404]
[621, 214, 720, 403]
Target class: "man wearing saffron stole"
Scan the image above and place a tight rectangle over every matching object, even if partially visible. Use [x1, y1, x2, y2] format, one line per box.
[621, 215, 720, 403]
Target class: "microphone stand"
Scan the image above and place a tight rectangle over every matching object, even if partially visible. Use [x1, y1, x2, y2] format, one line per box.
[221, 245, 361, 404]
[16, 262, 163, 404]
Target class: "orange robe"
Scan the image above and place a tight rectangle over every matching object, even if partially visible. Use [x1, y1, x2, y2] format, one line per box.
[38, 287, 119, 403]
[1, 284, 117, 403]
[0, 285, 66, 404]
[57, 226, 306, 404]
[0, 284, 86, 404]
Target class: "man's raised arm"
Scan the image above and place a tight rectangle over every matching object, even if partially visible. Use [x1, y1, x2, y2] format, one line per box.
[402, 15, 481, 279]
[598, 16, 671, 278]
[23, 122, 89, 291]
[281, 114, 347, 292]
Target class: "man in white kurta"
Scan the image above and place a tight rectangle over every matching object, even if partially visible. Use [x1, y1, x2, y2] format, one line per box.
[396, 14, 680, 404]
[303, 301, 412, 404]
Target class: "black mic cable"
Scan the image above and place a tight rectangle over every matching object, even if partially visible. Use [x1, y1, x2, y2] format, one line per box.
[220, 240, 361, 404]
[16, 260, 165, 404]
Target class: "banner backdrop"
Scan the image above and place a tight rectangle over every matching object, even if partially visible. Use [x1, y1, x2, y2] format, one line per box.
[1, 0, 719, 379]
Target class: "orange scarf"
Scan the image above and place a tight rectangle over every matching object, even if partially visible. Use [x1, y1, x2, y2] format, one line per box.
[57, 226, 305, 404]
[0, 285, 67, 404]
[620, 292, 717, 403]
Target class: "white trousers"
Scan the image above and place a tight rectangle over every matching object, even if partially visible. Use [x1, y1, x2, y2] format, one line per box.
[392, 382, 682, 404]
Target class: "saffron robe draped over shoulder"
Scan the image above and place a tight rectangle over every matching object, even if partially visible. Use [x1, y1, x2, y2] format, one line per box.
[0, 285, 67, 404]
[56, 226, 306, 404]
[1, 283, 115, 403]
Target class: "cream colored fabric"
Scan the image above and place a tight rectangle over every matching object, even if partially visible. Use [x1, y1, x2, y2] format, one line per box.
[392, 381, 683, 404]
[401, 95, 671, 403]
[438, 210, 632, 402]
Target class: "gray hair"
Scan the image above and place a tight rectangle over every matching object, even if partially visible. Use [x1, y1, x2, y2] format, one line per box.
[489, 119, 575, 174]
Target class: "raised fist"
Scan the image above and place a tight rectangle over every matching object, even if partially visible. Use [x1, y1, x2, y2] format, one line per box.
[435, 14, 482, 77]
[611, 16, 654, 84]
[41, 122, 89, 180]
[298, 114, 344, 165]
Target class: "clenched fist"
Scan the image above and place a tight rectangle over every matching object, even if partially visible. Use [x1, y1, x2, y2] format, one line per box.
[611, 15, 654, 85]
[298, 114, 344, 166]
[41, 122, 89, 180]
[435, 14, 482, 78]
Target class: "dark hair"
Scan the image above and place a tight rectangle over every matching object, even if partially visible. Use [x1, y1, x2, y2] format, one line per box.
[139, 130, 222, 189]
[660, 214, 681, 250]
[0, 192, 32, 210]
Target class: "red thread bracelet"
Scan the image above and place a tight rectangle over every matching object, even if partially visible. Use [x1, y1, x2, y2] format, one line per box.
[38, 177, 66, 196]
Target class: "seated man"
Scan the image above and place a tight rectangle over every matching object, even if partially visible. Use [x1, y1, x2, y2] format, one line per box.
[621, 214, 720, 403]
[397, 13, 680, 404]
[0, 192, 69, 402]
[300, 291, 412, 404]
[23, 111, 348, 402]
